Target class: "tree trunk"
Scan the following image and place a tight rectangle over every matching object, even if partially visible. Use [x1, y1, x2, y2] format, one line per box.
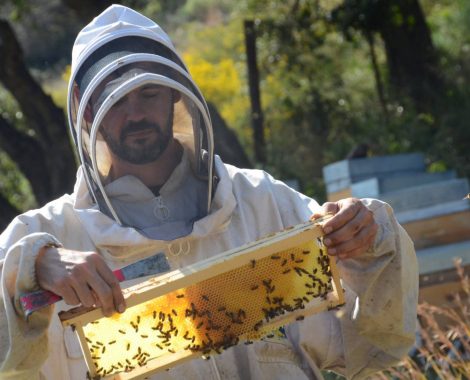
[244, 20, 266, 165]
[373, 0, 444, 112]
[0, 193, 20, 231]
[208, 102, 252, 169]
[0, 20, 77, 205]
[365, 30, 388, 124]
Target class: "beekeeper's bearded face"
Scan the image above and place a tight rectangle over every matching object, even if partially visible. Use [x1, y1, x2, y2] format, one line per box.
[91, 75, 176, 165]
[68, 34, 214, 235]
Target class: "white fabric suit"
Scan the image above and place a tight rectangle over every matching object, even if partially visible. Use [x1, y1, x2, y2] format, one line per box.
[0, 158, 417, 379]
[0, 5, 418, 380]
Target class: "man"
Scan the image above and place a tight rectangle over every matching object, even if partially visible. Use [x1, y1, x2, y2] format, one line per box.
[0, 5, 417, 380]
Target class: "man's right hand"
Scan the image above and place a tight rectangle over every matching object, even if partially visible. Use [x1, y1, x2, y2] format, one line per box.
[35, 246, 126, 317]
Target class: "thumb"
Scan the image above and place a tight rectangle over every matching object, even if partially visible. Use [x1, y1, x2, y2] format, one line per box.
[310, 202, 339, 220]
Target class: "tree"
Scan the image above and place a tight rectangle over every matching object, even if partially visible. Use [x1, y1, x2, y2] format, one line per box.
[0, 19, 77, 229]
[333, 0, 445, 113]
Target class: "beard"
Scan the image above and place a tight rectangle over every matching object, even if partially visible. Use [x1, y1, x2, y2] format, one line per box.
[101, 107, 174, 165]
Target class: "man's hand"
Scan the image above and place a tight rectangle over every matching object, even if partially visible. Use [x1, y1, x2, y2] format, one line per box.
[35, 247, 126, 316]
[312, 198, 378, 260]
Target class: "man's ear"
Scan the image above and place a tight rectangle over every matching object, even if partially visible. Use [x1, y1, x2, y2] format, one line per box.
[171, 89, 181, 103]
[73, 85, 93, 123]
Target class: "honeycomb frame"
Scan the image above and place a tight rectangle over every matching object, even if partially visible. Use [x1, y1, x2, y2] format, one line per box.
[60, 218, 344, 379]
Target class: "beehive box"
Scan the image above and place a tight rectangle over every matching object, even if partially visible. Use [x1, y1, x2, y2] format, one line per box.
[60, 219, 344, 379]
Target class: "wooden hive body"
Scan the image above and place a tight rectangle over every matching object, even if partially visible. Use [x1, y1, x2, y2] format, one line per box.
[60, 219, 344, 379]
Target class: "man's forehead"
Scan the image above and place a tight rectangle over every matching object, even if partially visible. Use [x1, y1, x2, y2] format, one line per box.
[90, 63, 171, 108]
[99, 62, 157, 87]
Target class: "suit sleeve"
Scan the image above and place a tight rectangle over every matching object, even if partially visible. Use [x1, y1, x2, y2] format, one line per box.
[286, 199, 418, 379]
[0, 215, 60, 379]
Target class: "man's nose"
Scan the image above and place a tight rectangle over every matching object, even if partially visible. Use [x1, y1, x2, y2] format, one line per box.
[125, 95, 146, 122]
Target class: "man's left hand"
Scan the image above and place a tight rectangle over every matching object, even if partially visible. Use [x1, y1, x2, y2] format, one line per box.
[311, 198, 378, 260]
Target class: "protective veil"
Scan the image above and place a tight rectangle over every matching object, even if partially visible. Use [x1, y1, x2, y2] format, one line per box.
[67, 10, 214, 240]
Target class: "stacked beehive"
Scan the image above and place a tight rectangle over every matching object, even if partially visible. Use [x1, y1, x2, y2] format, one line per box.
[323, 153, 470, 306]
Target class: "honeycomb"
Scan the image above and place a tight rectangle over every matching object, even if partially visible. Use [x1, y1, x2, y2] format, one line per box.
[80, 242, 336, 378]
[61, 221, 343, 379]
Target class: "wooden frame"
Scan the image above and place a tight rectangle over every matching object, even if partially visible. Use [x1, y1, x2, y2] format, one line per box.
[60, 219, 344, 379]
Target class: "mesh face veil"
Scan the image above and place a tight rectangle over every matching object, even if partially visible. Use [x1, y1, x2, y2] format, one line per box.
[68, 33, 214, 240]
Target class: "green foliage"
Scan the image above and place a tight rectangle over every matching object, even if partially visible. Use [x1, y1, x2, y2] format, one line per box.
[0, 151, 36, 211]
[0, 87, 37, 211]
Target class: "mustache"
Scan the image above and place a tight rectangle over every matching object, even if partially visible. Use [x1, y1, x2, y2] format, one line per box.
[120, 121, 161, 140]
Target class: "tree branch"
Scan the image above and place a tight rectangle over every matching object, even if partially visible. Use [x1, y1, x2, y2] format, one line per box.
[0, 19, 61, 143]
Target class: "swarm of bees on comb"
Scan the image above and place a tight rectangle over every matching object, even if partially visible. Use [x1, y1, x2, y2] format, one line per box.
[61, 220, 343, 379]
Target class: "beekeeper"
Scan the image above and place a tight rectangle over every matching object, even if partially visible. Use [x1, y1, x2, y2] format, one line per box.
[0, 5, 417, 380]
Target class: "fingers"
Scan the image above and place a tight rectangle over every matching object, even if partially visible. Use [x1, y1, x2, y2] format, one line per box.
[95, 259, 126, 315]
[327, 218, 377, 259]
[321, 198, 362, 233]
[56, 279, 80, 306]
[314, 198, 378, 260]
[36, 247, 125, 316]
[311, 202, 339, 220]
[70, 275, 96, 308]
[86, 273, 118, 317]
[79, 254, 124, 316]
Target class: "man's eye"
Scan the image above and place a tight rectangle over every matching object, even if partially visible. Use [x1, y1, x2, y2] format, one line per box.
[142, 90, 160, 98]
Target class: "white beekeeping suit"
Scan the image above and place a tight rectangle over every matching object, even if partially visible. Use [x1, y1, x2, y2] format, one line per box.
[0, 5, 418, 380]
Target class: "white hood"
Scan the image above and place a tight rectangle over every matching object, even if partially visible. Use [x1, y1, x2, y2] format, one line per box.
[70, 5, 180, 76]
[66, 5, 215, 240]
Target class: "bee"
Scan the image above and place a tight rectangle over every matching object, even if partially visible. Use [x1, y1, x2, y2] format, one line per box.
[176, 294, 185, 298]
[253, 321, 263, 331]
[202, 295, 209, 301]
[250, 259, 256, 268]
